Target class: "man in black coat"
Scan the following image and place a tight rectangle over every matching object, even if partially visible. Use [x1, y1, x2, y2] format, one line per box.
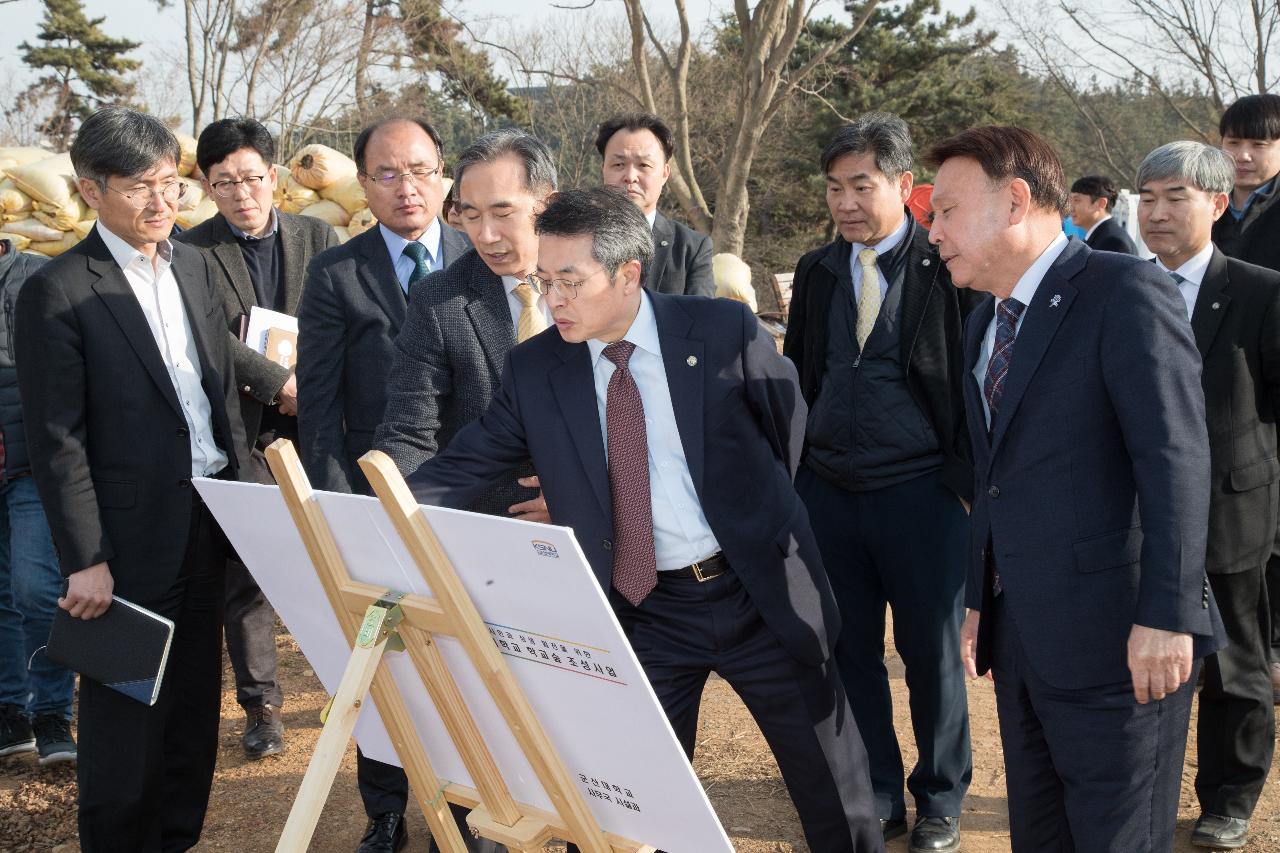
[596, 112, 714, 296]
[1139, 140, 1279, 850]
[783, 114, 975, 853]
[15, 107, 249, 852]
[176, 117, 338, 760]
[1069, 175, 1140, 255]
[296, 116, 469, 853]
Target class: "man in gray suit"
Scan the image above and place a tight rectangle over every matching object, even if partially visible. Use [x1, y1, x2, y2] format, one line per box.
[296, 116, 469, 853]
[176, 117, 338, 760]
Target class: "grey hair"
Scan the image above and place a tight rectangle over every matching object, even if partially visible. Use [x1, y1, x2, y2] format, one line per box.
[820, 112, 914, 179]
[454, 128, 557, 198]
[71, 107, 181, 185]
[534, 186, 654, 283]
[1137, 141, 1235, 196]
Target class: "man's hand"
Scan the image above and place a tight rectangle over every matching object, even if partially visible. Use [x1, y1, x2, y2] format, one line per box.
[277, 373, 298, 416]
[960, 608, 984, 679]
[61, 562, 114, 619]
[509, 475, 551, 524]
[1128, 624, 1193, 704]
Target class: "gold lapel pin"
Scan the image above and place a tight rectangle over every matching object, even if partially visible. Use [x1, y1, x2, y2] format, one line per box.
[687, 355, 698, 367]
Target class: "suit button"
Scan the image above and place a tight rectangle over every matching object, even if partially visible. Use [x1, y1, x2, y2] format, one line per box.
[177, 427, 188, 437]
[602, 539, 613, 551]
[988, 485, 1000, 498]
[179, 479, 191, 489]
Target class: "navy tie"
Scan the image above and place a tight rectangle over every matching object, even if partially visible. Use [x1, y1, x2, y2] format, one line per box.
[401, 241, 431, 294]
[983, 297, 1027, 427]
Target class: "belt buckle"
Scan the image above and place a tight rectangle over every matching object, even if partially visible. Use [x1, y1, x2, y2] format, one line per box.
[690, 559, 717, 582]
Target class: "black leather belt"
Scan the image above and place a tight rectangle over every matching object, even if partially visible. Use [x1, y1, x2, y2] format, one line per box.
[662, 552, 729, 582]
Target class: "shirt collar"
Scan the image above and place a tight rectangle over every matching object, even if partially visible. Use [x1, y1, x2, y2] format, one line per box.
[1228, 177, 1276, 220]
[379, 218, 442, 266]
[1001, 232, 1069, 310]
[502, 274, 525, 296]
[227, 208, 278, 241]
[645, 209, 657, 229]
[1155, 241, 1214, 287]
[1084, 215, 1111, 240]
[587, 289, 661, 365]
[96, 220, 173, 273]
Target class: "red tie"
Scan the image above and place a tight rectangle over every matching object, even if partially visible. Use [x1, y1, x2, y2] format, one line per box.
[603, 341, 658, 606]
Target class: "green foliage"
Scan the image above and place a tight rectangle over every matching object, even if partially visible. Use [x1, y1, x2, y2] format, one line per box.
[19, 0, 140, 149]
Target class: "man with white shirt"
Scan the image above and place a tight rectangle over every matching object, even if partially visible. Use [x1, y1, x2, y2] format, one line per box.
[14, 107, 249, 852]
[1069, 175, 1139, 255]
[296, 115, 471, 853]
[1137, 140, 1280, 850]
[928, 125, 1222, 852]
[406, 185, 883, 852]
[782, 114, 976, 853]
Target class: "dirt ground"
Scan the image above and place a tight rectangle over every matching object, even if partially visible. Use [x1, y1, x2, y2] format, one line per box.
[3, 623, 1279, 852]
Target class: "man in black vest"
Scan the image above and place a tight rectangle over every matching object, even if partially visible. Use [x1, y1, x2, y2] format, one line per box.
[783, 113, 977, 853]
[1069, 175, 1139, 255]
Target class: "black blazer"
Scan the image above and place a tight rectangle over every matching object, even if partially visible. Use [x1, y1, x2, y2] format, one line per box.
[1194, 248, 1280, 574]
[648, 211, 714, 296]
[297, 222, 470, 493]
[408, 293, 840, 666]
[962, 240, 1222, 689]
[14, 228, 249, 605]
[175, 210, 338, 444]
[783, 219, 981, 501]
[1214, 181, 1280, 273]
[1084, 217, 1139, 256]
[374, 248, 537, 514]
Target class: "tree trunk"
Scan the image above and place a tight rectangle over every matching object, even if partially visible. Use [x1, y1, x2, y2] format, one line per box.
[354, 0, 377, 117]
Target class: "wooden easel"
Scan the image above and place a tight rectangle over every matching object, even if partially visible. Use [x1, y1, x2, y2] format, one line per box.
[264, 439, 656, 853]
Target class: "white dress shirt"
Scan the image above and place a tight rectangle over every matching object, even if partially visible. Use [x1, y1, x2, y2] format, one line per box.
[501, 275, 552, 333]
[848, 214, 910, 303]
[973, 232, 1070, 428]
[587, 292, 720, 571]
[96, 222, 228, 476]
[645, 209, 658, 229]
[380, 220, 443, 292]
[1155, 242, 1213, 321]
[1084, 215, 1111, 241]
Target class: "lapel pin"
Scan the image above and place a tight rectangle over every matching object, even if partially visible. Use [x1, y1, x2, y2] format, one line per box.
[661, 240, 670, 247]
[1212, 302, 1220, 310]
[921, 258, 931, 267]
[687, 355, 697, 367]
[1049, 294, 1062, 308]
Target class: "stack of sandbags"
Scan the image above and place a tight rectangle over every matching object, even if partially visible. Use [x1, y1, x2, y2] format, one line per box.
[2, 151, 96, 256]
[288, 144, 357, 190]
[287, 145, 373, 244]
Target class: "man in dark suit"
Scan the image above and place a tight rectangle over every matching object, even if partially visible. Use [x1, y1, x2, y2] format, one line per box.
[1069, 175, 1140, 255]
[783, 114, 974, 853]
[1213, 94, 1280, 703]
[406, 186, 883, 853]
[297, 116, 468, 853]
[176, 117, 338, 760]
[596, 113, 714, 296]
[927, 126, 1223, 851]
[1137, 140, 1279, 850]
[14, 107, 249, 852]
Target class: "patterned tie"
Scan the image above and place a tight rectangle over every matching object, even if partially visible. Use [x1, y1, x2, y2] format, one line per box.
[983, 297, 1027, 428]
[855, 248, 881, 350]
[603, 341, 658, 606]
[513, 282, 548, 343]
[401, 241, 431, 294]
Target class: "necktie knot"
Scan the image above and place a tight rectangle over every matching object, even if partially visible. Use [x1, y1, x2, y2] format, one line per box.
[513, 281, 539, 307]
[1169, 271, 1188, 286]
[858, 247, 878, 269]
[402, 241, 428, 263]
[603, 340, 636, 368]
[401, 240, 431, 293]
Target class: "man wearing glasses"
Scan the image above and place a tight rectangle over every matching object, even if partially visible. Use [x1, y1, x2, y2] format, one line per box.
[176, 117, 338, 762]
[296, 116, 470, 853]
[14, 107, 249, 851]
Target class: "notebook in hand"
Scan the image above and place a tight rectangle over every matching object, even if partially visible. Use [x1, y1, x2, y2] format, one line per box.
[46, 596, 175, 706]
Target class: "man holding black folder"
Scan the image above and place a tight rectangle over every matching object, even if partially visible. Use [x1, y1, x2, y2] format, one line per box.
[15, 108, 248, 853]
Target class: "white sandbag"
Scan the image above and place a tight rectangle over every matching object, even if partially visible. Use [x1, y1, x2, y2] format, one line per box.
[346, 207, 376, 237]
[0, 180, 32, 214]
[32, 195, 87, 231]
[319, 176, 367, 215]
[331, 226, 350, 243]
[7, 153, 75, 207]
[289, 144, 357, 191]
[1, 217, 64, 242]
[275, 172, 320, 214]
[176, 197, 218, 229]
[177, 177, 205, 211]
[30, 231, 80, 257]
[0, 232, 32, 251]
[298, 199, 350, 227]
[176, 134, 198, 177]
[71, 218, 96, 239]
[0, 147, 53, 175]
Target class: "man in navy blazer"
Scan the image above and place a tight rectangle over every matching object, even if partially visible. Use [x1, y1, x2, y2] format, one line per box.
[927, 126, 1223, 851]
[407, 187, 882, 852]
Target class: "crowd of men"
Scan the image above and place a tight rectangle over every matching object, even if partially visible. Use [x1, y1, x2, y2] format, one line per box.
[0, 90, 1276, 853]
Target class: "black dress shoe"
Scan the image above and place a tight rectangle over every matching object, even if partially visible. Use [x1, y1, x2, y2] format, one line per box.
[910, 816, 960, 852]
[241, 703, 285, 759]
[357, 811, 408, 852]
[881, 816, 908, 841]
[1191, 813, 1249, 849]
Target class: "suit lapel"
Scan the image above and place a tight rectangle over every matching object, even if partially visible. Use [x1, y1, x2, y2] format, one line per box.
[355, 228, 405, 329]
[208, 216, 256, 314]
[171, 245, 222, 403]
[278, 213, 308, 315]
[648, 212, 674, 290]
[964, 297, 993, 462]
[550, 340, 612, 516]
[1190, 249, 1231, 358]
[651, 294, 705, 497]
[462, 256, 516, 379]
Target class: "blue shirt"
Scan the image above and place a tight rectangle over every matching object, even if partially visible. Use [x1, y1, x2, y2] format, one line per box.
[587, 291, 720, 571]
[1228, 178, 1275, 221]
[379, 219, 443, 293]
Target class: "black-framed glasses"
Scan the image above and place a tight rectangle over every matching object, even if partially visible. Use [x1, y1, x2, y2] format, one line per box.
[103, 180, 187, 210]
[362, 164, 442, 189]
[209, 175, 267, 198]
[526, 269, 606, 301]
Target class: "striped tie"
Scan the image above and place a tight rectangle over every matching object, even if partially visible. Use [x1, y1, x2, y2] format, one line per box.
[983, 297, 1027, 428]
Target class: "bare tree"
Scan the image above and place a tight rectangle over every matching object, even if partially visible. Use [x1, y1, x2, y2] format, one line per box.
[157, 0, 238, 132]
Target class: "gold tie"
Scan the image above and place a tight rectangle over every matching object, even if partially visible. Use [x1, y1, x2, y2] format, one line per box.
[856, 248, 881, 350]
[514, 282, 547, 343]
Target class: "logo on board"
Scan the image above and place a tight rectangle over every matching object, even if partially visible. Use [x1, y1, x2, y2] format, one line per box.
[531, 540, 560, 559]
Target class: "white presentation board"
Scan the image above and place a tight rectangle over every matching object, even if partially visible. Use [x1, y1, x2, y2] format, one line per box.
[195, 479, 733, 853]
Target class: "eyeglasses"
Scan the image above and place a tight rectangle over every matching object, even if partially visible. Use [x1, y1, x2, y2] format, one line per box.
[209, 175, 267, 198]
[103, 180, 187, 210]
[526, 268, 606, 301]
[362, 164, 442, 190]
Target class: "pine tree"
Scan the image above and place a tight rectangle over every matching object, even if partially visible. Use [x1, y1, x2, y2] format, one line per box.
[19, 0, 141, 149]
